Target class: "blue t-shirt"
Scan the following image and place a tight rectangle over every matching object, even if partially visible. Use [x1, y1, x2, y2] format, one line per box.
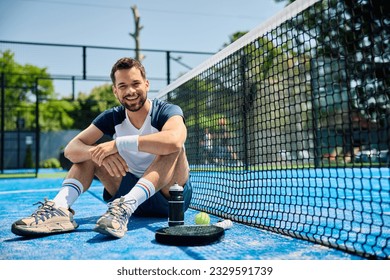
[92, 98, 184, 177]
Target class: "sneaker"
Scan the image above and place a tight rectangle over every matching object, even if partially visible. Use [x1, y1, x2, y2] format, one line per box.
[93, 197, 133, 238]
[11, 199, 78, 236]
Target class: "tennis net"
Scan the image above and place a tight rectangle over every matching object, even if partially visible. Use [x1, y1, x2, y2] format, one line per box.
[157, 0, 390, 259]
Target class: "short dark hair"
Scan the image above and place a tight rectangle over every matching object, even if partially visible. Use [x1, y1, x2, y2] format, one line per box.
[110, 57, 146, 84]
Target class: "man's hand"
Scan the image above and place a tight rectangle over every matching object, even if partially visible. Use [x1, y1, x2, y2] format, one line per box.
[89, 140, 118, 166]
[100, 153, 128, 177]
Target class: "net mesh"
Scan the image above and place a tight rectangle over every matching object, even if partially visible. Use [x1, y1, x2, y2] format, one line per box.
[157, 0, 390, 259]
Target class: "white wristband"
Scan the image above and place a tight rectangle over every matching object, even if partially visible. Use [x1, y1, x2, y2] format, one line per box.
[116, 135, 139, 153]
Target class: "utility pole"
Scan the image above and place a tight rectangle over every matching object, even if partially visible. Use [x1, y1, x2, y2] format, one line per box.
[129, 5, 145, 62]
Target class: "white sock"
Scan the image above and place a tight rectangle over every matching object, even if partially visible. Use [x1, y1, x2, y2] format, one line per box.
[123, 178, 155, 214]
[53, 178, 83, 209]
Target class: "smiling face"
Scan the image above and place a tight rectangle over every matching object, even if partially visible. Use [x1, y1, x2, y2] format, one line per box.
[112, 67, 150, 112]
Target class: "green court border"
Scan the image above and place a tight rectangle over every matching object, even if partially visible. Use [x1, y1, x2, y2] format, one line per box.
[0, 170, 67, 179]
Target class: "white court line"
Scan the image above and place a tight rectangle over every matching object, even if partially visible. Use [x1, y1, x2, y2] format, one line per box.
[0, 186, 103, 195]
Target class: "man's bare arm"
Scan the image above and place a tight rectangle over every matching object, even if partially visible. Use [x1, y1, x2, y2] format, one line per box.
[64, 124, 105, 163]
[138, 115, 187, 155]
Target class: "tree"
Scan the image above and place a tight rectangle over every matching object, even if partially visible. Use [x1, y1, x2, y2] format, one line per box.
[130, 5, 145, 62]
[69, 83, 119, 129]
[0, 50, 58, 131]
[171, 30, 298, 165]
[275, 0, 390, 126]
[38, 100, 75, 131]
[0, 50, 54, 103]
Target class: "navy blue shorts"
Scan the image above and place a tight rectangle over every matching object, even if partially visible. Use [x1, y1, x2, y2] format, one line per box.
[103, 173, 192, 217]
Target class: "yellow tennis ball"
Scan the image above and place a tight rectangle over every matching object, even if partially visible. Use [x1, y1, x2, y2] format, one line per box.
[195, 212, 210, 225]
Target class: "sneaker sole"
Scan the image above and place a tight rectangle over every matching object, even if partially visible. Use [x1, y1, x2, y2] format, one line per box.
[93, 224, 126, 239]
[11, 221, 78, 237]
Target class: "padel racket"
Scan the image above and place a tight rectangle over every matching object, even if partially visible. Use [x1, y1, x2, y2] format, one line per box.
[155, 220, 233, 246]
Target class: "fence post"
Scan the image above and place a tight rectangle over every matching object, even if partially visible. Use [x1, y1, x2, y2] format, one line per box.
[82, 46, 87, 80]
[0, 73, 4, 173]
[166, 51, 171, 101]
[34, 78, 39, 177]
[72, 76, 75, 100]
[166, 51, 171, 84]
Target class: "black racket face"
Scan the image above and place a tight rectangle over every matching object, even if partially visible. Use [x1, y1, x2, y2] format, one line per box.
[155, 225, 224, 246]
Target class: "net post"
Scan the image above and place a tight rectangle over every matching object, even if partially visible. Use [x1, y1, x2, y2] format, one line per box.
[194, 79, 201, 165]
[240, 52, 249, 170]
[310, 58, 321, 168]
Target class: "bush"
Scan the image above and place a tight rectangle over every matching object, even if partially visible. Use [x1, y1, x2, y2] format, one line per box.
[40, 158, 61, 168]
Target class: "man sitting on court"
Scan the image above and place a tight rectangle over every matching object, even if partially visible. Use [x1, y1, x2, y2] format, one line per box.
[11, 57, 192, 238]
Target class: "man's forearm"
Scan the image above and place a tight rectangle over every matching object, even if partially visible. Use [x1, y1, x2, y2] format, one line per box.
[64, 138, 94, 163]
[138, 131, 185, 155]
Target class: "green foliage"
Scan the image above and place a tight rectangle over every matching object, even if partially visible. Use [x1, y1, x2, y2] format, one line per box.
[186, 113, 226, 131]
[70, 83, 119, 129]
[40, 158, 61, 168]
[0, 50, 54, 104]
[39, 100, 75, 131]
[1, 50, 61, 131]
[276, 0, 390, 124]
[222, 31, 248, 49]
[0, 50, 120, 131]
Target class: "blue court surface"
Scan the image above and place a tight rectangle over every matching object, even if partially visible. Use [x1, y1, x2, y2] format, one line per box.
[0, 172, 367, 260]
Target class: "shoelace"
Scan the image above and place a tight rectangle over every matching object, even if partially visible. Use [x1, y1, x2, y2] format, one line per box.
[105, 199, 135, 223]
[30, 199, 63, 224]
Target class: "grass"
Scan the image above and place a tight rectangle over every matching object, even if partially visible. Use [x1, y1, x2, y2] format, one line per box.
[0, 169, 67, 179]
[0, 173, 38, 179]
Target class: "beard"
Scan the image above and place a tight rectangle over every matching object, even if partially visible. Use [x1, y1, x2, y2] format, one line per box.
[120, 94, 147, 112]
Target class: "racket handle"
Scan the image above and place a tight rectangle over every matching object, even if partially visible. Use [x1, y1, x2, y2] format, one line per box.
[214, 219, 233, 230]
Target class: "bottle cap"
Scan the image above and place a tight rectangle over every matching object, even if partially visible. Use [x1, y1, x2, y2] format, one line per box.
[169, 182, 183, 191]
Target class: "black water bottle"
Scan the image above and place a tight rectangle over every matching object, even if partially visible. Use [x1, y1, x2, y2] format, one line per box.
[168, 182, 184, 226]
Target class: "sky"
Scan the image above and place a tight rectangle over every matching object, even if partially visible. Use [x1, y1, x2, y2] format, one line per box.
[0, 0, 287, 98]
